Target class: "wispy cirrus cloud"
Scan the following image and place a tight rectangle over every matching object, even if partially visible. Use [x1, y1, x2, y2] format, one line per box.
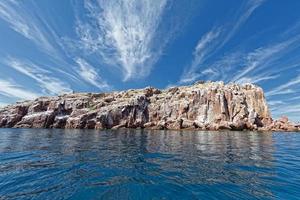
[75, 58, 111, 90]
[0, 0, 57, 57]
[180, 29, 221, 83]
[0, 79, 39, 100]
[4, 57, 72, 95]
[220, 0, 266, 47]
[230, 36, 299, 83]
[180, 0, 265, 84]
[268, 77, 300, 120]
[271, 103, 300, 121]
[181, 24, 300, 86]
[266, 74, 300, 97]
[0, 0, 112, 97]
[235, 75, 279, 85]
[74, 0, 170, 81]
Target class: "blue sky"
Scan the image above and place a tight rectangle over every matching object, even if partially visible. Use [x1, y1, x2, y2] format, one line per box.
[0, 0, 300, 121]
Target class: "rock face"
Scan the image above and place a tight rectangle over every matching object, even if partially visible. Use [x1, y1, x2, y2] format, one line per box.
[0, 81, 298, 131]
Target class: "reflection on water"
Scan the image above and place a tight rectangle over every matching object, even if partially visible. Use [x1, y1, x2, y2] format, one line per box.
[0, 129, 299, 200]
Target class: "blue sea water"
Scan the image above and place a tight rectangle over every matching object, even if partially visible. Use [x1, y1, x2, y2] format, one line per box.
[0, 129, 299, 200]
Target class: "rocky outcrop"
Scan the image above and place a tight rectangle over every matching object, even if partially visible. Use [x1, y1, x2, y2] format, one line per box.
[259, 116, 299, 132]
[0, 81, 298, 131]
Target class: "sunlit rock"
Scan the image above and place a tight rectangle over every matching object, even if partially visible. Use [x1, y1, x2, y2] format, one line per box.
[0, 81, 298, 131]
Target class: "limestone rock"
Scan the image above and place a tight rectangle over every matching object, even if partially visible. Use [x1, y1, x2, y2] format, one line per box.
[260, 116, 299, 132]
[0, 81, 298, 131]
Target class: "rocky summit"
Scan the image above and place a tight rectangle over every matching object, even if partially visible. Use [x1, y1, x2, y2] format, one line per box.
[0, 81, 298, 131]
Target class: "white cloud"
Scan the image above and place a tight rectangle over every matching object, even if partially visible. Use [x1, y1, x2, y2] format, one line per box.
[236, 74, 279, 84]
[0, 79, 39, 100]
[180, 0, 265, 84]
[0, 0, 114, 105]
[268, 100, 284, 107]
[288, 95, 300, 101]
[75, 0, 169, 81]
[276, 105, 300, 113]
[180, 29, 221, 83]
[0, 0, 105, 88]
[180, 26, 300, 87]
[266, 75, 300, 97]
[230, 39, 295, 82]
[5, 57, 72, 95]
[220, 0, 265, 47]
[271, 103, 300, 121]
[75, 58, 111, 90]
[0, 0, 56, 56]
[201, 68, 219, 77]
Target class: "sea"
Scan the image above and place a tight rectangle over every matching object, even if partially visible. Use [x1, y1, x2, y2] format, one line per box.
[0, 129, 299, 200]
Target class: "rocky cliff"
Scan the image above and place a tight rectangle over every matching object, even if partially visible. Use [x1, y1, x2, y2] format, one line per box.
[0, 81, 298, 131]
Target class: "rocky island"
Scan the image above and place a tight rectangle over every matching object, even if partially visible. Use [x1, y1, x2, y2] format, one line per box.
[0, 81, 299, 131]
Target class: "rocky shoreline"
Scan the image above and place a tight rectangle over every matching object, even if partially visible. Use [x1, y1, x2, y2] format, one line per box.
[0, 81, 299, 132]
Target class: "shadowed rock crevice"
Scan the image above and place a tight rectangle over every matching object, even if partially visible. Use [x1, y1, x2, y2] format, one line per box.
[0, 81, 299, 131]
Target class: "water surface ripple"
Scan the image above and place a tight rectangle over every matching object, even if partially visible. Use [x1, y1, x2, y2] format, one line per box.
[0, 129, 299, 199]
